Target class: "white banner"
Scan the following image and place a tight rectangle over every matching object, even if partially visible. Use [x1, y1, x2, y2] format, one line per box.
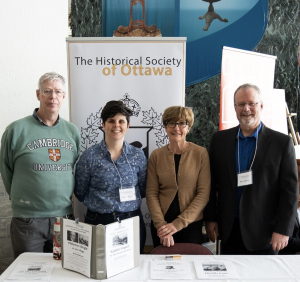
[67, 37, 186, 246]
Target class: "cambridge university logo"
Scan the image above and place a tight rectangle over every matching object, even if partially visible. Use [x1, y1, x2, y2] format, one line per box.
[48, 149, 61, 162]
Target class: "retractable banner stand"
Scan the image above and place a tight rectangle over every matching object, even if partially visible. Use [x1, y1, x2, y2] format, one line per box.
[67, 37, 186, 246]
[220, 46, 277, 131]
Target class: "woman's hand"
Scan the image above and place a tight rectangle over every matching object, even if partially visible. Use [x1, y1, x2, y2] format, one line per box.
[160, 234, 175, 247]
[157, 223, 177, 238]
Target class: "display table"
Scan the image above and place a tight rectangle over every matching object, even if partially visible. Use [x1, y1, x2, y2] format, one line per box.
[1, 252, 300, 281]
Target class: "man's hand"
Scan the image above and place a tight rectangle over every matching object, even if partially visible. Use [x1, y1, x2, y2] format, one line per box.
[160, 234, 175, 247]
[270, 232, 289, 251]
[205, 221, 219, 242]
[157, 223, 177, 238]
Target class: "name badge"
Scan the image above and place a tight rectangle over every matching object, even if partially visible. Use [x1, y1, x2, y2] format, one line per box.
[119, 187, 136, 202]
[237, 170, 253, 187]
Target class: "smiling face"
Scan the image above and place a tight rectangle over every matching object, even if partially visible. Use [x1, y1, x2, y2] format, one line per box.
[36, 79, 65, 117]
[234, 87, 263, 130]
[102, 113, 129, 142]
[165, 119, 190, 145]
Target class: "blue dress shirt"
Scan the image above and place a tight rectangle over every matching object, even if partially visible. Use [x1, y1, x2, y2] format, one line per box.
[235, 122, 262, 217]
[75, 140, 147, 213]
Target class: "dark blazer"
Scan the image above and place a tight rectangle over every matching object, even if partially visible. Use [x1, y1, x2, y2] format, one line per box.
[204, 123, 299, 251]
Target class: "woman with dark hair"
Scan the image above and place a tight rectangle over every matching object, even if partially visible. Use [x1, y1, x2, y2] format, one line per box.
[75, 100, 147, 253]
[146, 106, 211, 248]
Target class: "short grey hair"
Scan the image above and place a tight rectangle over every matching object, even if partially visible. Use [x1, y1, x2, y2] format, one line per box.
[234, 83, 263, 103]
[38, 72, 65, 90]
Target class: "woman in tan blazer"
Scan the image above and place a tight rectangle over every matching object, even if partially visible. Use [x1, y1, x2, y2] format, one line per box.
[146, 106, 211, 247]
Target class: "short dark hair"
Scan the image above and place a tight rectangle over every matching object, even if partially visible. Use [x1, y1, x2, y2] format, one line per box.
[101, 100, 133, 124]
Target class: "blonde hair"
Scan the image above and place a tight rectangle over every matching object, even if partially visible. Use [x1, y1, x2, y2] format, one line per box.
[162, 106, 194, 128]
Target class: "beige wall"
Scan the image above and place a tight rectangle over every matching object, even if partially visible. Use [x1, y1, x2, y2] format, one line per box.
[0, 0, 69, 274]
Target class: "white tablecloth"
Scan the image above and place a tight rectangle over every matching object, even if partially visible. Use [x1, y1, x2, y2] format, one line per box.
[1, 253, 300, 281]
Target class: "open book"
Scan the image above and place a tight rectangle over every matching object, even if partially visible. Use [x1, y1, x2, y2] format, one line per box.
[60, 216, 140, 279]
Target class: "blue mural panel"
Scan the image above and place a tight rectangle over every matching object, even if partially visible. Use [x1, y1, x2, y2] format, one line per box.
[102, 0, 268, 86]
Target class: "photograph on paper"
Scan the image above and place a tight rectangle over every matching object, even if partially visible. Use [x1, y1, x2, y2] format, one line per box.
[79, 233, 89, 246]
[62, 219, 92, 278]
[203, 263, 227, 271]
[67, 230, 79, 243]
[113, 232, 128, 246]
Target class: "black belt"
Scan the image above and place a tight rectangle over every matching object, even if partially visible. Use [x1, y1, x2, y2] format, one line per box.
[88, 209, 140, 221]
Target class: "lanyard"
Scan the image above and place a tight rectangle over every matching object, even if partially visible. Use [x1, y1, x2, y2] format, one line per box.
[111, 150, 134, 189]
[237, 127, 258, 173]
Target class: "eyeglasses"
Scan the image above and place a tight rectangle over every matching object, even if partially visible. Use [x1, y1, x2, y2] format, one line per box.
[166, 121, 189, 128]
[42, 89, 65, 97]
[234, 102, 260, 109]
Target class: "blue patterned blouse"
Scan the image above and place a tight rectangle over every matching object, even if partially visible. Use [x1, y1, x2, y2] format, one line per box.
[74, 140, 147, 213]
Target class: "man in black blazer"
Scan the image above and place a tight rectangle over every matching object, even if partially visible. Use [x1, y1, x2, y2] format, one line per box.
[204, 83, 299, 254]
